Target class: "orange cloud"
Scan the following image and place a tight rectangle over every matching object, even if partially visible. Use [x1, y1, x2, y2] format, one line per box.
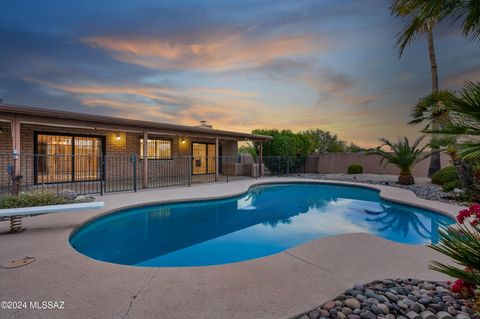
[25, 77, 416, 148]
[82, 33, 321, 71]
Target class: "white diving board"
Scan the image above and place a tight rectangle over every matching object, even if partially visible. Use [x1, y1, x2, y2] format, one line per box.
[0, 202, 105, 218]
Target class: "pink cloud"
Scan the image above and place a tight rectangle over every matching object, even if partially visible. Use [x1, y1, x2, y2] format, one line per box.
[82, 33, 323, 71]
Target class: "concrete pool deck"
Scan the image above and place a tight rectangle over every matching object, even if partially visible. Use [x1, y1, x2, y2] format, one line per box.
[0, 177, 462, 319]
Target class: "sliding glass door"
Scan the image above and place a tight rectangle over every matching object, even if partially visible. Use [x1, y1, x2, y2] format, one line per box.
[35, 133, 104, 184]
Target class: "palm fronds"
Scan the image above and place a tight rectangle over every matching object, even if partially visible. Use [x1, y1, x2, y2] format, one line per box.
[426, 81, 480, 160]
[429, 224, 480, 285]
[393, 0, 480, 41]
[409, 90, 454, 126]
[367, 136, 431, 172]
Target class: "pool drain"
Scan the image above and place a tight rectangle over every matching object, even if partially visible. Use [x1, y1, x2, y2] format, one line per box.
[1, 256, 36, 269]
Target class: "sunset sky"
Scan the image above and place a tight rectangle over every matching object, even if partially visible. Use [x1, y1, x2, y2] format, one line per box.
[1, 0, 479, 147]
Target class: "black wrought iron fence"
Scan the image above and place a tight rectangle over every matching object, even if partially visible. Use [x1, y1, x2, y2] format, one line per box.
[0, 153, 305, 196]
[261, 156, 306, 176]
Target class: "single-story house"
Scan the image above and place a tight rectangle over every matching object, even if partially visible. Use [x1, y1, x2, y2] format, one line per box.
[0, 103, 271, 194]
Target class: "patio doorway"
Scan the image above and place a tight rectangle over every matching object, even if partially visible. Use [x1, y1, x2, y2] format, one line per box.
[192, 142, 216, 175]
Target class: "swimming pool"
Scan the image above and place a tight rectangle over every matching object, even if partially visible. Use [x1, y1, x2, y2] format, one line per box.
[70, 183, 454, 267]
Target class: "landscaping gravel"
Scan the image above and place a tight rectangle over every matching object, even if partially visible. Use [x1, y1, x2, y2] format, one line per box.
[297, 174, 459, 204]
[295, 279, 478, 319]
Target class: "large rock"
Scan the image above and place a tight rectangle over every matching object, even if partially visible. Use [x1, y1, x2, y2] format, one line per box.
[345, 299, 361, 310]
[58, 189, 77, 200]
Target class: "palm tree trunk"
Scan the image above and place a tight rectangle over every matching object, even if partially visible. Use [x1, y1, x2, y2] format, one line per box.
[428, 28, 439, 94]
[398, 171, 415, 185]
[427, 26, 441, 177]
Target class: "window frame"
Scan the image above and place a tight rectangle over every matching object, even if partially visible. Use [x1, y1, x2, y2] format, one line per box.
[139, 137, 173, 160]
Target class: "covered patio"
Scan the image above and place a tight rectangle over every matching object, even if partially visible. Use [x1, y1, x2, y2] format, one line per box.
[0, 103, 271, 195]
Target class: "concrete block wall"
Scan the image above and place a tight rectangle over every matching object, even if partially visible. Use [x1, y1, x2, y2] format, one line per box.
[306, 153, 451, 177]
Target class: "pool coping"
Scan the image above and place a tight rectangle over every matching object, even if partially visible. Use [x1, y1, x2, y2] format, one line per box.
[0, 177, 464, 319]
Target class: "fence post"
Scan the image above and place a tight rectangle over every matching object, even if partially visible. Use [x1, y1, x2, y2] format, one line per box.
[287, 157, 290, 175]
[278, 157, 280, 177]
[188, 156, 192, 187]
[100, 154, 104, 196]
[132, 154, 137, 192]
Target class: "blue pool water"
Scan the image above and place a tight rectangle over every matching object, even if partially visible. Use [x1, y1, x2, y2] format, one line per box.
[70, 183, 453, 267]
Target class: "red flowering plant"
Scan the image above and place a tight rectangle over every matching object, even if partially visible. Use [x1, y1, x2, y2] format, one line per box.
[457, 204, 480, 228]
[429, 205, 480, 316]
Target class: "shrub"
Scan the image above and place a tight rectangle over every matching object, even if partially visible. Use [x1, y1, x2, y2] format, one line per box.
[442, 180, 461, 192]
[347, 164, 363, 174]
[432, 166, 459, 186]
[430, 204, 480, 311]
[0, 190, 69, 209]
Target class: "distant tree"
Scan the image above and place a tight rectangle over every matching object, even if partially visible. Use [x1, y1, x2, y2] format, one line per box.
[344, 142, 366, 153]
[251, 129, 312, 158]
[300, 129, 364, 153]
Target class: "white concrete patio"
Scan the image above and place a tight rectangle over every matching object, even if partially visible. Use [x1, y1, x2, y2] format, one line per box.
[0, 177, 461, 319]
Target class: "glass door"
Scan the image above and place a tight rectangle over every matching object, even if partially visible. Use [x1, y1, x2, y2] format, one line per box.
[192, 143, 207, 175]
[192, 142, 216, 175]
[35, 133, 103, 183]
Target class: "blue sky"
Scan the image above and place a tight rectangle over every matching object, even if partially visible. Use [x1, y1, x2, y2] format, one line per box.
[1, 0, 479, 146]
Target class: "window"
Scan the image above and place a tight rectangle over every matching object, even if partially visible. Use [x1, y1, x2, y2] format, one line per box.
[140, 138, 172, 159]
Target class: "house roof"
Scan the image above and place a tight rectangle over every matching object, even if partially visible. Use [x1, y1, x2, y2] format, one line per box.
[0, 103, 271, 141]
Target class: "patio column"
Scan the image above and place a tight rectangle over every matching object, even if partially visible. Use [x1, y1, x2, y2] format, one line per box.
[215, 137, 219, 181]
[11, 116, 21, 176]
[143, 131, 149, 189]
[258, 142, 263, 177]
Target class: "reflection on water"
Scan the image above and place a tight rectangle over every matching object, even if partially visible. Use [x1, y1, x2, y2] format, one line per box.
[70, 183, 454, 267]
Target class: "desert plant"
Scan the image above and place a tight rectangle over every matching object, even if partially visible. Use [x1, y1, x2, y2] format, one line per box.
[0, 190, 69, 208]
[347, 164, 363, 174]
[367, 136, 432, 185]
[431, 82, 480, 160]
[432, 165, 460, 184]
[429, 205, 480, 291]
[442, 180, 461, 192]
[239, 143, 257, 159]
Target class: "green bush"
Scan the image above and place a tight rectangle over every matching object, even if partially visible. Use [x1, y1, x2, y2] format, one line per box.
[442, 180, 461, 192]
[0, 190, 69, 209]
[347, 164, 363, 174]
[431, 166, 459, 186]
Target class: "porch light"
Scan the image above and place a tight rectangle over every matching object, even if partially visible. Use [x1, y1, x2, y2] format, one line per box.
[115, 133, 121, 141]
[181, 138, 186, 144]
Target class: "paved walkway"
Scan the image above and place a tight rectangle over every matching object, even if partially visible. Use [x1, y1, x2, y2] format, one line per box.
[0, 178, 461, 319]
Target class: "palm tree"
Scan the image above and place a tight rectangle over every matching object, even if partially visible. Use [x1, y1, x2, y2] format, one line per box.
[391, 0, 442, 176]
[432, 81, 480, 159]
[409, 90, 453, 126]
[403, 0, 480, 40]
[367, 136, 432, 185]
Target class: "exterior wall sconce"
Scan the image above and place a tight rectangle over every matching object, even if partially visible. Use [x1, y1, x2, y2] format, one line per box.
[115, 133, 121, 141]
[181, 138, 186, 144]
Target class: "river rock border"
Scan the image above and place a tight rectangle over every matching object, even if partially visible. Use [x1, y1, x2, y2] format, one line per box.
[296, 279, 477, 319]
